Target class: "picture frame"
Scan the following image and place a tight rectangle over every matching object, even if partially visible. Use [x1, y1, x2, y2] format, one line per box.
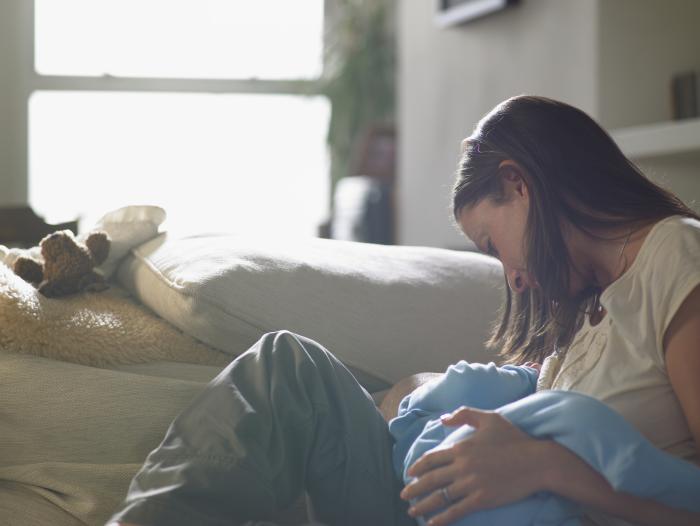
[435, 0, 519, 28]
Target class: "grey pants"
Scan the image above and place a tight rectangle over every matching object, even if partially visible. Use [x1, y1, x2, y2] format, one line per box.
[107, 331, 417, 526]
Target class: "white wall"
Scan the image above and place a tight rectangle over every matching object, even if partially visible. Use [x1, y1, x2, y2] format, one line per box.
[597, 0, 700, 214]
[397, 0, 598, 248]
[0, 0, 32, 205]
[397, 0, 700, 248]
[597, 0, 700, 129]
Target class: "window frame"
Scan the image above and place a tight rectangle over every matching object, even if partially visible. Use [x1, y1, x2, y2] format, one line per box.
[29, 0, 326, 96]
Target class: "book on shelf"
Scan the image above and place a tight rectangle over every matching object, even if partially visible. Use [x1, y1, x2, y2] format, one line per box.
[671, 70, 699, 120]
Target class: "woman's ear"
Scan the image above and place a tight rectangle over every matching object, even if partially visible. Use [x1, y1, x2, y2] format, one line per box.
[498, 160, 529, 200]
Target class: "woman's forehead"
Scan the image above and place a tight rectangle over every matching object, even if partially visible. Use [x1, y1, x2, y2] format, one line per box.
[457, 203, 486, 242]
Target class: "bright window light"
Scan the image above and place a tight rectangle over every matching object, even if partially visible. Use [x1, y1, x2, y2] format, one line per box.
[29, 91, 330, 237]
[35, 0, 324, 79]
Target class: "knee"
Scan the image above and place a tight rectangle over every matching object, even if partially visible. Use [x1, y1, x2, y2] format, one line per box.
[256, 330, 328, 366]
[259, 330, 307, 351]
[259, 329, 299, 346]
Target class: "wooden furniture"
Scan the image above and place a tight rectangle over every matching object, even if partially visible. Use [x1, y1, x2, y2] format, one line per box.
[0, 206, 78, 248]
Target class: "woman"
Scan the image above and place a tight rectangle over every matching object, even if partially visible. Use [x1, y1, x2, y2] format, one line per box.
[398, 95, 700, 526]
[110, 96, 700, 526]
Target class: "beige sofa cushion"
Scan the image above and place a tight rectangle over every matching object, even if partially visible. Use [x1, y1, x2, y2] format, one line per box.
[0, 354, 219, 526]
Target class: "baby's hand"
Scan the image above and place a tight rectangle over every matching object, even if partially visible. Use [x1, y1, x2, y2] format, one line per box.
[524, 361, 541, 372]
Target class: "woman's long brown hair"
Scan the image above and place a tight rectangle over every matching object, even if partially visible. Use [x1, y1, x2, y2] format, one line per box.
[452, 95, 700, 365]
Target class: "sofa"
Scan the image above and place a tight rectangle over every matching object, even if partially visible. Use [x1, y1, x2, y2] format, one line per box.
[0, 207, 505, 525]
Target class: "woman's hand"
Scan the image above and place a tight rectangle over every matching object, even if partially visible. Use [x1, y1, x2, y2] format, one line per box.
[399, 406, 548, 526]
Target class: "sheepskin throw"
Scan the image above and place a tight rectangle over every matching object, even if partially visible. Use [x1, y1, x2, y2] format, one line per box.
[0, 262, 231, 368]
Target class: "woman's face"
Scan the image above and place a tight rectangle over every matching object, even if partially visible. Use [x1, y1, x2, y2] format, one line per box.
[457, 163, 537, 294]
[457, 162, 593, 297]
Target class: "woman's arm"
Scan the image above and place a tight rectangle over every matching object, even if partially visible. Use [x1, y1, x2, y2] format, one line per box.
[401, 408, 700, 526]
[539, 439, 700, 526]
[663, 283, 700, 452]
[538, 280, 700, 526]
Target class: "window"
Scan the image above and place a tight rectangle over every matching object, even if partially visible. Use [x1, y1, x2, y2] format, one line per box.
[34, 0, 323, 79]
[30, 0, 329, 237]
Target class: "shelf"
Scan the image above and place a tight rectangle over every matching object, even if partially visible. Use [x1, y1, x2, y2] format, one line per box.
[610, 117, 700, 160]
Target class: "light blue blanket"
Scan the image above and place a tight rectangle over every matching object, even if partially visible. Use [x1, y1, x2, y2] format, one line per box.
[388, 361, 700, 526]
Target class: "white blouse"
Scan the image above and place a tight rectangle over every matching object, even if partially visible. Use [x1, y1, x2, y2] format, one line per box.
[537, 215, 700, 526]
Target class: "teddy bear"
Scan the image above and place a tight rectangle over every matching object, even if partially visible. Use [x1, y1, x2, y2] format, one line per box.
[12, 229, 111, 298]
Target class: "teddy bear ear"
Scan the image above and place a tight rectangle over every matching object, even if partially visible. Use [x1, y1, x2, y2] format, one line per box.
[40, 229, 74, 243]
[85, 231, 110, 266]
[14, 256, 44, 284]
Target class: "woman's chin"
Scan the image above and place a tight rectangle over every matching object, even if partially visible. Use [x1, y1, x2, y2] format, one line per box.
[568, 282, 599, 301]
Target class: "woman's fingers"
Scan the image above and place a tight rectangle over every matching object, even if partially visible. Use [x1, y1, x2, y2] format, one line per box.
[408, 482, 464, 518]
[407, 476, 476, 519]
[401, 462, 455, 500]
[401, 408, 504, 522]
[400, 408, 545, 525]
[406, 446, 453, 477]
[423, 492, 484, 526]
[440, 406, 490, 427]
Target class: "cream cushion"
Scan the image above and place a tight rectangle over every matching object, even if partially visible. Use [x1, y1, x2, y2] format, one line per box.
[116, 233, 505, 386]
[0, 353, 221, 526]
[0, 262, 230, 368]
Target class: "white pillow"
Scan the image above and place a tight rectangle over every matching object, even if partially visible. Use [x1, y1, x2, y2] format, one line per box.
[81, 205, 166, 278]
[116, 233, 505, 386]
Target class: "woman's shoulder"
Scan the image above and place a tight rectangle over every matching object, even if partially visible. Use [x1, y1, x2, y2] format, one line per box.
[601, 215, 699, 301]
[625, 214, 700, 277]
[647, 214, 700, 251]
[619, 214, 700, 351]
[658, 213, 700, 232]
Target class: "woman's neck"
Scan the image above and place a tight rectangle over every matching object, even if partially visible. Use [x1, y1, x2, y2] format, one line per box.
[565, 220, 656, 294]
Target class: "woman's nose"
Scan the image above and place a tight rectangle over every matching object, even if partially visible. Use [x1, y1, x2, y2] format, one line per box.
[507, 270, 532, 294]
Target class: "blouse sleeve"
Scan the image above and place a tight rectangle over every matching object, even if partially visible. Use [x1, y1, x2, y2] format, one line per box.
[648, 219, 700, 361]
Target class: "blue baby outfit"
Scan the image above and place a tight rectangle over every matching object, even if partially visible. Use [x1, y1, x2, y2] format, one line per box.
[388, 361, 700, 526]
